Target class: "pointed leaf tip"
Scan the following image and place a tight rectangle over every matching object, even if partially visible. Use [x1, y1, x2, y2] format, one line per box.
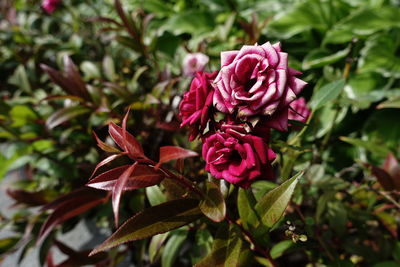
[90, 198, 202, 256]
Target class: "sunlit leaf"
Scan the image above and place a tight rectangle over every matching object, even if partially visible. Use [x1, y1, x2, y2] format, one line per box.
[255, 172, 302, 228]
[310, 79, 345, 110]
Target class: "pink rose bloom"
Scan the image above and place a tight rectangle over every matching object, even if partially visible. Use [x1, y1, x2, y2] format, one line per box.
[288, 97, 310, 127]
[42, 0, 61, 14]
[213, 42, 307, 131]
[183, 53, 209, 76]
[179, 71, 218, 141]
[202, 125, 276, 188]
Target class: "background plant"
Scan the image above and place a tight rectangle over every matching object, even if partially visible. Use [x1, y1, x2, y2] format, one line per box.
[1, 0, 400, 266]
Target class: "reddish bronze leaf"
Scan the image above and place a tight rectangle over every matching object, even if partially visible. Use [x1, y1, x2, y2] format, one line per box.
[87, 165, 165, 191]
[112, 163, 137, 227]
[370, 165, 395, 191]
[156, 146, 198, 168]
[89, 153, 126, 179]
[7, 189, 50, 207]
[39, 188, 106, 243]
[108, 122, 144, 159]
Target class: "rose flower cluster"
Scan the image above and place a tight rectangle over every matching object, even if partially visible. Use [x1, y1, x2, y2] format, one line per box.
[179, 42, 309, 188]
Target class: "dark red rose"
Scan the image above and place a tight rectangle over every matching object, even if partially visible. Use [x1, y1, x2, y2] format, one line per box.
[179, 71, 218, 141]
[202, 125, 276, 188]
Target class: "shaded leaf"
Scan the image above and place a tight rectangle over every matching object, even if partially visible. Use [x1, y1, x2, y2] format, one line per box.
[89, 153, 126, 179]
[6, 188, 49, 207]
[199, 181, 226, 222]
[255, 172, 302, 228]
[161, 229, 188, 267]
[0, 237, 19, 254]
[270, 240, 294, 259]
[377, 98, 400, 109]
[63, 55, 91, 101]
[90, 198, 202, 255]
[46, 106, 90, 130]
[369, 165, 395, 191]
[340, 136, 391, 158]
[310, 79, 345, 110]
[39, 188, 106, 243]
[149, 233, 169, 263]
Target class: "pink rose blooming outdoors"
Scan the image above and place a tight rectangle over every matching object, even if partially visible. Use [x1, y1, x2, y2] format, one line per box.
[288, 97, 311, 127]
[202, 126, 276, 188]
[183, 53, 209, 76]
[213, 42, 307, 131]
[179, 71, 218, 141]
[42, 0, 61, 14]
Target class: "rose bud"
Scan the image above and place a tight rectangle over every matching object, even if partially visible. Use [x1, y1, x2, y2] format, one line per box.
[288, 97, 310, 129]
[42, 0, 61, 14]
[182, 53, 209, 77]
[213, 42, 307, 131]
[202, 128, 276, 188]
[179, 71, 218, 141]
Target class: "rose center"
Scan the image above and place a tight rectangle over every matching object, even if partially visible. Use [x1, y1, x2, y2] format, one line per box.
[244, 78, 257, 92]
[229, 150, 242, 162]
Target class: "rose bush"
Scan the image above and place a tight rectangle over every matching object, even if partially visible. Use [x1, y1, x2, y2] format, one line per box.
[213, 42, 307, 131]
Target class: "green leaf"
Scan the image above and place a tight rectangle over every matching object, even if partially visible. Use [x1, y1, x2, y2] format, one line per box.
[195, 224, 243, 267]
[146, 185, 167, 206]
[310, 79, 345, 110]
[90, 198, 202, 255]
[358, 32, 400, 78]
[255, 172, 302, 228]
[161, 229, 188, 267]
[46, 106, 90, 129]
[270, 240, 294, 259]
[149, 233, 169, 263]
[377, 98, 400, 109]
[10, 105, 37, 127]
[0, 237, 19, 254]
[363, 109, 400, 151]
[237, 188, 259, 231]
[80, 61, 100, 79]
[324, 7, 400, 44]
[8, 65, 31, 93]
[102, 55, 116, 82]
[302, 47, 350, 70]
[162, 11, 215, 36]
[339, 136, 391, 158]
[199, 181, 226, 222]
[190, 229, 213, 265]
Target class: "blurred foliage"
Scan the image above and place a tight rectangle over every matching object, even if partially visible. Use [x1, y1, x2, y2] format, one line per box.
[0, 0, 400, 266]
